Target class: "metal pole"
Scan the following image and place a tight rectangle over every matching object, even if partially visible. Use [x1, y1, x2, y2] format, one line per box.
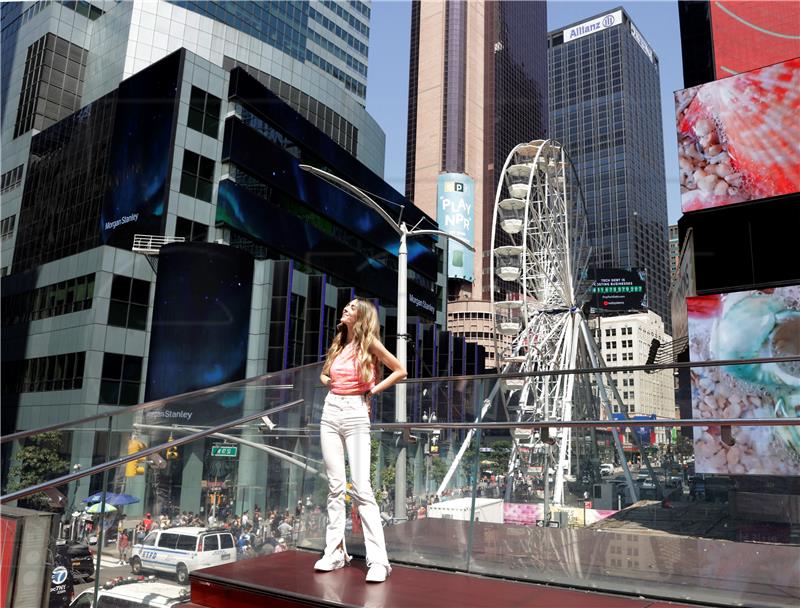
[395, 225, 408, 522]
[92, 416, 113, 603]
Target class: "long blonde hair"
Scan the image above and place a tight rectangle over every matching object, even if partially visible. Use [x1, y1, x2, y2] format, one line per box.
[323, 299, 380, 383]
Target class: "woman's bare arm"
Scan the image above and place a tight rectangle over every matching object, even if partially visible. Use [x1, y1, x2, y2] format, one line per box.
[368, 339, 407, 396]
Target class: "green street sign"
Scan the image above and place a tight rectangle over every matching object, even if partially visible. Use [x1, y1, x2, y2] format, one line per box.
[211, 445, 238, 457]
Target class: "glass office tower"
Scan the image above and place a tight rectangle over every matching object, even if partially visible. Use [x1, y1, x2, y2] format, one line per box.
[548, 9, 671, 331]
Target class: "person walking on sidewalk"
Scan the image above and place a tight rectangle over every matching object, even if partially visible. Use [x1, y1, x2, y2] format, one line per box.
[314, 299, 406, 583]
[117, 529, 129, 565]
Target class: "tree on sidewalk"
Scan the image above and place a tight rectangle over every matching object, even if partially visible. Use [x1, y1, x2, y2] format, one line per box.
[6, 431, 70, 511]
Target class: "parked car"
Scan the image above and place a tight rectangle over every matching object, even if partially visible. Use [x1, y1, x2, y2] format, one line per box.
[56, 540, 94, 583]
[69, 577, 189, 607]
[129, 527, 236, 584]
[599, 463, 615, 476]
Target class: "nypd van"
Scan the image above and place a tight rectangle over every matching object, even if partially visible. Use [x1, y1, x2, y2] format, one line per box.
[129, 527, 236, 584]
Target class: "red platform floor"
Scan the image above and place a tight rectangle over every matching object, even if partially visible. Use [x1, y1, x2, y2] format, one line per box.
[186, 549, 693, 608]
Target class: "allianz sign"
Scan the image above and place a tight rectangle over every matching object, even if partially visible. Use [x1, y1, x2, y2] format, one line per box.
[563, 10, 623, 43]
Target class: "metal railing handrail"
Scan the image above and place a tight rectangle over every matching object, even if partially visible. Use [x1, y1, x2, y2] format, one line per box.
[0, 398, 304, 504]
[367, 417, 800, 431]
[397, 354, 800, 385]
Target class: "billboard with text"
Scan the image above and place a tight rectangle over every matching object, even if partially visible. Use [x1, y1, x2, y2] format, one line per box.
[437, 173, 475, 282]
[587, 268, 647, 312]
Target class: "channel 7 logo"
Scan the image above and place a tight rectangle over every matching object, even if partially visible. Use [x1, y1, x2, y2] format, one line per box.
[444, 181, 464, 193]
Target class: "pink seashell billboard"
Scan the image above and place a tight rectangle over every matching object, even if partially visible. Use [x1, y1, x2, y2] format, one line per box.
[675, 57, 800, 213]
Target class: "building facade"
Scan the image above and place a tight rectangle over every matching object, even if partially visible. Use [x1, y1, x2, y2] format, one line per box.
[668, 224, 680, 277]
[548, 9, 671, 333]
[405, 0, 549, 368]
[1, 3, 486, 514]
[591, 310, 676, 446]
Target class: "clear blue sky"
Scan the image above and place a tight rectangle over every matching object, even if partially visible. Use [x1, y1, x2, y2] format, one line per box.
[365, 0, 684, 224]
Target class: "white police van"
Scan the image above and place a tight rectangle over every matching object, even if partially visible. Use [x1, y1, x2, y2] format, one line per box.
[69, 577, 188, 607]
[129, 527, 236, 584]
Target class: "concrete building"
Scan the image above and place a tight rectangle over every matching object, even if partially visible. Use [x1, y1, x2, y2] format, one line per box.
[405, 1, 549, 368]
[548, 8, 672, 333]
[591, 310, 676, 446]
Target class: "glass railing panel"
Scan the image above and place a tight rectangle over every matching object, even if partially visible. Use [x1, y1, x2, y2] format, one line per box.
[1, 364, 326, 516]
[461, 420, 800, 608]
[2, 389, 316, 607]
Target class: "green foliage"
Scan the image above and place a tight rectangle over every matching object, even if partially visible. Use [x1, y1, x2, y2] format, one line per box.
[6, 432, 70, 511]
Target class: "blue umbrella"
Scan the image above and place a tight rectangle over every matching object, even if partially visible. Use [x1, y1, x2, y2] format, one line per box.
[82, 492, 140, 506]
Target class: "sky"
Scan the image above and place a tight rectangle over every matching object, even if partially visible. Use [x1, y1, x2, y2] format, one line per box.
[365, 0, 685, 225]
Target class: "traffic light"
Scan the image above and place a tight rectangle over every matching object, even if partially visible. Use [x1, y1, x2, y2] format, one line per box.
[165, 434, 179, 460]
[125, 437, 146, 477]
[646, 338, 661, 365]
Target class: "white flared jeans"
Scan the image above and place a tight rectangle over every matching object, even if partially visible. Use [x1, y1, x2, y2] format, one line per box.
[320, 392, 389, 568]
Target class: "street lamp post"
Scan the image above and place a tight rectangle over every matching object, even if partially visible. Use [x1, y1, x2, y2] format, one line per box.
[299, 165, 474, 523]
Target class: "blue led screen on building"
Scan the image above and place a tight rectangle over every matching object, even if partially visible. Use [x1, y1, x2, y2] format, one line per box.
[101, 51, 181, 248]
[144, 242, 254, 425]
[217, 180, 436, 319]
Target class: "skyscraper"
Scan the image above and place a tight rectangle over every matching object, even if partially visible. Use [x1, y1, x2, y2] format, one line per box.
[548, 9, 671, 332]
[405, 1, 548, 367]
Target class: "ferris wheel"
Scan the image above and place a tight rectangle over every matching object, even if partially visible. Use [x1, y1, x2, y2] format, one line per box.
[489, 139, 594, 505]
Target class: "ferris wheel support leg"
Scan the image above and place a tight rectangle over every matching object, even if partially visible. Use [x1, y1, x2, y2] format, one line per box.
[435, 398, 493, 498]
[553, 313, 581, 505]
[578, 315, 639, 503]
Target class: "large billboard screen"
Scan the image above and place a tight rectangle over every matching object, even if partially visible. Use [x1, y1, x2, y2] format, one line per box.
[144, 243, 254, 425]
[688, 287, 800, 476]
[710, 1, 800, 79]
[101, 51, 181, 248]
[675, 57, 800, 213]
[587, 268, 647, 312]
[437, 173, 475, 282]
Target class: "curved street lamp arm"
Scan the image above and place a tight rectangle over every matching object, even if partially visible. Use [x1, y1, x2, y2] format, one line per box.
[299, 164, 402, 235]
[409, 229, 476, 252]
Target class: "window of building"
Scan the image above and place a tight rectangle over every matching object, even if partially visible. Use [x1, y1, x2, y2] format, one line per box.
[1, 215, 16, 240]
[99, 353, 143, 405]
[108, 275, 150, 331]
[175, 217, 208, 242]
[187, 86, 221, 138]
[1, 165, 24, 193]
[287, 293, 306, 368]
[180, 150, 214, 202]
[2, 352, 85, 393]
[14, 34, 88, 138]
[1, 274, 95, 325]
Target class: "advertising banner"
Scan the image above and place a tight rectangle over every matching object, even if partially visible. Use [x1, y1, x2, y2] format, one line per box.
[710, 1, 800, 79]
[688, 286, 800, 476]
[675, 57, 800, 213]
[145, 243, 254, 425]
[101, 51, 181, 248]
[587, 268, 647, 312]
[437, 173, 475, 282]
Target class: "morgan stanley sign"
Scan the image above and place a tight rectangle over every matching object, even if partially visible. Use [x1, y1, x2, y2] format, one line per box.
[437, 173, 475, 282]
[563, 10, 623, 42]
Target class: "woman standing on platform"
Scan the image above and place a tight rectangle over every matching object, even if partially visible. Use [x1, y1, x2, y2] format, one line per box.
[314, 298, 406, 583]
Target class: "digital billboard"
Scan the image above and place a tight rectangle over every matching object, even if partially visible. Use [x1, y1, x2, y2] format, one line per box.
[144, 242, 254, 425]
[710, 1, 800, 79]
[101, 51, 181, 248]
[586, 268, 647, 312]
[436, 173, 475, 282]
[675, 57, 800, 213]
[688, 287, 800, 476]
